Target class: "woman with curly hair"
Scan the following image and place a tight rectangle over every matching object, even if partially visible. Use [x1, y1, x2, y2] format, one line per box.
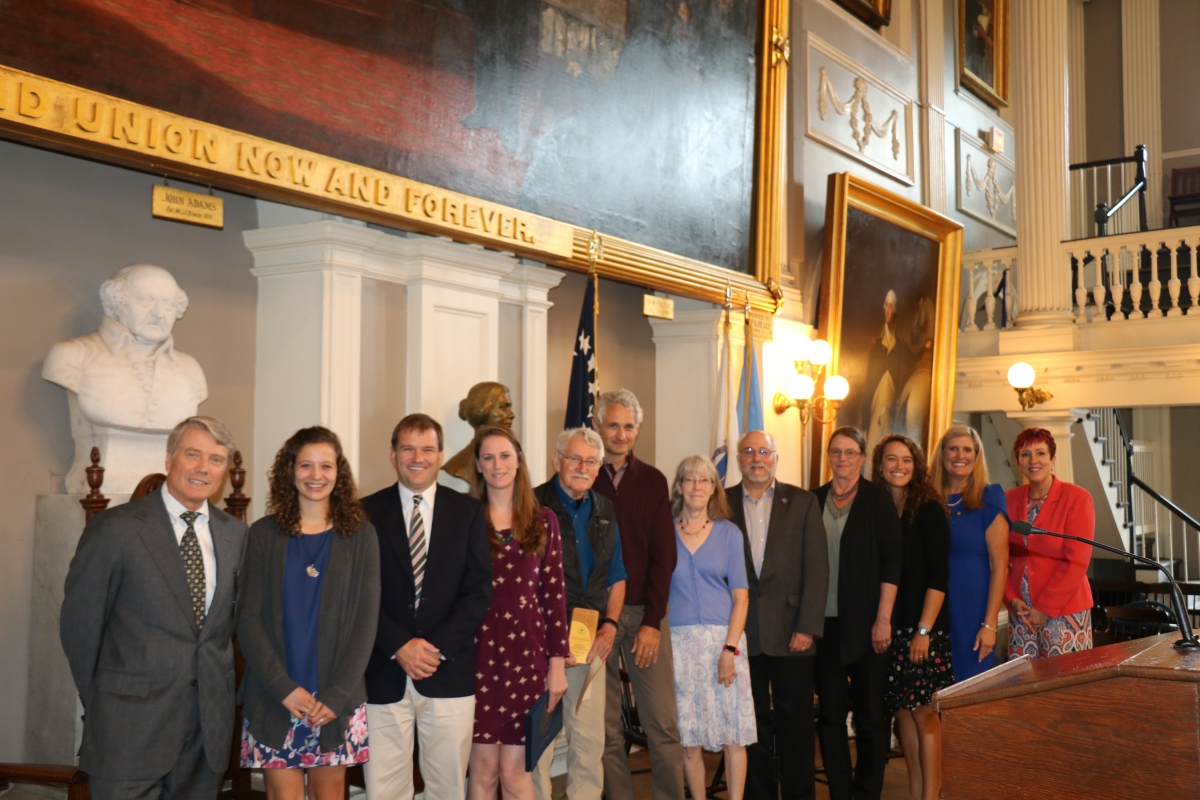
[872, 434, 952, 800]
[466, 425, 568, 800]
[238, 426, 380, 799]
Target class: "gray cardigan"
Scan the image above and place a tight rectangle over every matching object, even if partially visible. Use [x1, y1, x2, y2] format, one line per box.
[237, 514, 381, 753]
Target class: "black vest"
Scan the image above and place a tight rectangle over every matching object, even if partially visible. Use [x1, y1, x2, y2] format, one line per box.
[535, 480, 618, 616]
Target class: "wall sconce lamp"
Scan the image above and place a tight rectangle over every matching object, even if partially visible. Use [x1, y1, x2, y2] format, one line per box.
[772, 336, 850, 424]
[1008, 362, 1052, 411]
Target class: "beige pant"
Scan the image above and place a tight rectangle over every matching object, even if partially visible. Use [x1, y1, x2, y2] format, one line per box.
[532, 661, 606, 800]
[364, 677, 476, 800]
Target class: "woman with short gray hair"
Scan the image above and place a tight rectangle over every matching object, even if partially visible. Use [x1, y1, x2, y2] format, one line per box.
[667, 455, 755, 800]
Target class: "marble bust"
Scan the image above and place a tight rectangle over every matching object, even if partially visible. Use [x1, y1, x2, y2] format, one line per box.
[43, 264, 207, 493]
[442, 382, 515, 484]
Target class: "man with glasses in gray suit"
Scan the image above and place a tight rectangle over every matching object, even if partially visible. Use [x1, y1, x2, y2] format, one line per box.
[61, 416, 248, 800]
[725, 430, 828, 800]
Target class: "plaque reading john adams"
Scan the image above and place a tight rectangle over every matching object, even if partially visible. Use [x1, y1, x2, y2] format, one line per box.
[43, 264, 207, 494]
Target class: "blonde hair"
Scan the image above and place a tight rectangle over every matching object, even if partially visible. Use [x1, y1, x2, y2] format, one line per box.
[930, 425, 990, 510]
[669, 455, 731, 520]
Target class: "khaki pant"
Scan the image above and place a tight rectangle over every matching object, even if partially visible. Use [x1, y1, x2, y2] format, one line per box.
[532, 660, 606, 800]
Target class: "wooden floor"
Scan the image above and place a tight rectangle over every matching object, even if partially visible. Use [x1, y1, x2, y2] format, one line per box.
[552, 741, 914, 799]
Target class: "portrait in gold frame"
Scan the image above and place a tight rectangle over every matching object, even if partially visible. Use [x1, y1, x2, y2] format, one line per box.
[0, 0, 790, 312]
[958, 0, 1009, 109]
[817, 172, 962, 478]
[833, 0, 893, 30]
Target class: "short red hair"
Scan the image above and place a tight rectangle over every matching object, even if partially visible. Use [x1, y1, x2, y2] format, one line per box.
[1013, 427, 1056, 460]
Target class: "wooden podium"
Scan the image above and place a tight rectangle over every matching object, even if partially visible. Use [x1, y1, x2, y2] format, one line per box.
[936, 633, 1200, 799]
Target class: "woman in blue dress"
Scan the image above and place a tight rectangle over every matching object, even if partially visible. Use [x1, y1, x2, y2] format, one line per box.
[930, 426, 1009, 682]
[238, 427, 381, 799]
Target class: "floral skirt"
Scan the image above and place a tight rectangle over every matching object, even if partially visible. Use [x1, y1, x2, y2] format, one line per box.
[671, 624, 757, 751]
[1009, 570, 1093, 660]
[885, 628, 955, 712]
[240, 703, 370, 768]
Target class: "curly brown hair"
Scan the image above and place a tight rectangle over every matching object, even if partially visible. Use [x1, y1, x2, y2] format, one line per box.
[267, 426, 367, 537]
[871, 433, 946, 515]
[467, 426, 546, 558]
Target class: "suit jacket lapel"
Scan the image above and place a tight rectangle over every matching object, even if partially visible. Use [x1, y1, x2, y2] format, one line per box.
[136, 493, 199, 635]
[758, 484, 791, 583]
[377, 484, 415, 580]
[425, 485, 454, 595]
[726, 484, 756, 582]
[201, 512, 236, 640]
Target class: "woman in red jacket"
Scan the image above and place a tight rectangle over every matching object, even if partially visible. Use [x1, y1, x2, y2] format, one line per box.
[1005, 428, 1095, 659]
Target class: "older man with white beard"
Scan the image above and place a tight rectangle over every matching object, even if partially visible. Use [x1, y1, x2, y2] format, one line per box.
[531, 427, 627, 800]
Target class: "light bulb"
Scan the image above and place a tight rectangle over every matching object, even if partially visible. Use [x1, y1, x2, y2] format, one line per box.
[793, 335, 812, 364]
[809, 339, 833, 366]
[824, 375, 850, 401]
[1007, 362, 1036, 389]
[788, 373, 816, 401]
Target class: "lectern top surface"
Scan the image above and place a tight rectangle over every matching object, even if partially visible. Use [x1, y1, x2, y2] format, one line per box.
[936, 631, 1200, 711]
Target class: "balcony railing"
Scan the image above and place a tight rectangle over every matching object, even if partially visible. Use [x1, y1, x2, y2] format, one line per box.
[1062, 226, 1200, 322]
[959, 247, 1018, 331]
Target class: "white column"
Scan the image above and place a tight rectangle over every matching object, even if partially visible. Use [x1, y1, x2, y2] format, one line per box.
[1006, 410, 1081, 482]
[500, 263, 565, 485]
[1011, 0, 1078, 336]
[918, 0, 948, 213]
[1068, 0, 1089, 164]
[1122, 0, 1163, 227]
[245, 218, 564, 505]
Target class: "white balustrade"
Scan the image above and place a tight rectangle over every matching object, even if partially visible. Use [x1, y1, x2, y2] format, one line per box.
[960, 247, 1019, 332]
[1062, 225, 1200, 323]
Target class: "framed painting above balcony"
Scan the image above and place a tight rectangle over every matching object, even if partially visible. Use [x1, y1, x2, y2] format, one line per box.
[833, 0, 892, 28]
[959, 0, 1009, 109]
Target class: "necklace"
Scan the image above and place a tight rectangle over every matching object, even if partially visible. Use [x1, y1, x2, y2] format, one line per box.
[298, 531, 329, 578]
[677, 517, 710, 536]
[830, 481, 859, 503]
[486, 515, 515, 544]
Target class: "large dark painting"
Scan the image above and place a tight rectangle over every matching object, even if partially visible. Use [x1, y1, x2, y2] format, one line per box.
[959, 0, 1008, 108]
[0, 0, 759, 272]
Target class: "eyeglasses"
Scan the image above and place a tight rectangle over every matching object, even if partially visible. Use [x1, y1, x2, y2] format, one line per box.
[828, 448, 863, 460]
[739, 447, 776, 457]
[681, 476, 713, 487]
[561, 454, 601, 470]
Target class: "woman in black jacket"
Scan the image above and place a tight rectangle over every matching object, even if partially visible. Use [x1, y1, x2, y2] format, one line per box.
[872, 434, 952, 800]
[238, 427, 381, 800]
[812, 426, 902, 800]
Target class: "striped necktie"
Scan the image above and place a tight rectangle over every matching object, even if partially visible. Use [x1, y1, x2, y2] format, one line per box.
[409, 495, 427, 608]
[179, 510, 206, 630]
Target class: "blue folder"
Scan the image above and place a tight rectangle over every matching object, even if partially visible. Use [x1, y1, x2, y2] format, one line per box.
[524, 690, 564, 772]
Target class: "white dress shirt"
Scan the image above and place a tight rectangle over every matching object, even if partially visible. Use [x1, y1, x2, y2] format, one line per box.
[398, 482, 437, 536]
[161, 483, 216, 613]
[743, 480, 776, 577]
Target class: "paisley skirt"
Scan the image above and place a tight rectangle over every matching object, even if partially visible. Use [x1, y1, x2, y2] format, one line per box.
[885, 628, 955, 712]
[240, 703, 369, 768]
[670, 624, 757, 751]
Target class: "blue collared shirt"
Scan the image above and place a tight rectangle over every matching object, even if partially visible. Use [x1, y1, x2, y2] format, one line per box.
[553, 477, 627, 587]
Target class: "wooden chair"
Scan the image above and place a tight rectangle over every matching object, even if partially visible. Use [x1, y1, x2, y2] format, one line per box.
[1167, 166, 1200, 226]
[1093, 602, 1176, 647]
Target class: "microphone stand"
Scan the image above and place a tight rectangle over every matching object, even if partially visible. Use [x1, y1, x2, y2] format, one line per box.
[1012, 520, 1200, 650]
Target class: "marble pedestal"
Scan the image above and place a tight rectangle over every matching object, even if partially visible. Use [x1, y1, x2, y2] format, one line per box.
[26, 494, 128, 765]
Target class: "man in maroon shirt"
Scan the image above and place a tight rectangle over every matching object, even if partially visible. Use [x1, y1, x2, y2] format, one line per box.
[592, 388, 685, 800]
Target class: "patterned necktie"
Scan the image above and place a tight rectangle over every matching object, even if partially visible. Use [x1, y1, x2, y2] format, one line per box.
[409, 496, 427, 609]
[179, 510, 206, 630]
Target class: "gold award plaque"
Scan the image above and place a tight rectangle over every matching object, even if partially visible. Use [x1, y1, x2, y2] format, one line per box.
[569, 607, 599, 662]
[151, 184, 224, 229]
[642, 294, 675, 320]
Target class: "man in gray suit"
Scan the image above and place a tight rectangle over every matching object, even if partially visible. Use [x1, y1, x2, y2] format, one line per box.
[61, 416, 248, 800]
[725, 430, 829, 800]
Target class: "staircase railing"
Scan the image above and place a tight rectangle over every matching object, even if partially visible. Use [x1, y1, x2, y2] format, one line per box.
[1062, 227, 1200, 321]
[1088, 408, 1200, 582]
[1069, 145, 1149, 239]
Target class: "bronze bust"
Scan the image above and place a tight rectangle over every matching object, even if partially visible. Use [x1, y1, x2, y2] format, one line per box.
[442, 381, 515, 483]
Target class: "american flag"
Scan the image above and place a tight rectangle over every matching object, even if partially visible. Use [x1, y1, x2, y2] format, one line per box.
[564, 276, 599, 429]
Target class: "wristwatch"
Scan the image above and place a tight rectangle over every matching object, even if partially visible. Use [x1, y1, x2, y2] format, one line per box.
[916, 624, 931, 637]
[723, 644, 740, 656]
[600, 617, 619, 631]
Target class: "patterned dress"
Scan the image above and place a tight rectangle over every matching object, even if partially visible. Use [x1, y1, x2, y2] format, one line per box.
[1008, 498, 1093, 659]
[472, 507, 570, 745]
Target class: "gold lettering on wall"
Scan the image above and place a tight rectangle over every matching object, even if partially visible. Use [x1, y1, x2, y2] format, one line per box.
[0, 65, 572, 258]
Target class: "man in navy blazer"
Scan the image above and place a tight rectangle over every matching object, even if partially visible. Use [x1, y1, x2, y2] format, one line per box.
[360, 413, 492, 799]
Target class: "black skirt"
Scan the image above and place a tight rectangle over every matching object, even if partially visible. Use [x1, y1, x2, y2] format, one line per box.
[885, 627, 955, 712]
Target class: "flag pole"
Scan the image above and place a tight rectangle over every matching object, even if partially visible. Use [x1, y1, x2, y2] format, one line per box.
[724, 280, 733, 471]
[588, 231, 603, 409]
[742, 296, 753, 433]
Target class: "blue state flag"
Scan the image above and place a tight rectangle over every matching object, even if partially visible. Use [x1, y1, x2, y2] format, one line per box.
[564, 277, 598, 429]
[737, 320, 764, 435]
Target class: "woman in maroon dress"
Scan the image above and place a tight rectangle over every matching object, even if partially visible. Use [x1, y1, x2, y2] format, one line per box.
[466, 425, 569, 800]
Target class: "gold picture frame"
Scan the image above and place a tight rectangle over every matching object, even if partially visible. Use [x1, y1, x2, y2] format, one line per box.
[959, 0, 1009, 109]
[817, 172, 962, 480]
[834, 0, 893, 30]
[0, 1, 790, 312]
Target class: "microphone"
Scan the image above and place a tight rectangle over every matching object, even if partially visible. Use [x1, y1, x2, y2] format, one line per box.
[1012, 519, 1200, 650]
